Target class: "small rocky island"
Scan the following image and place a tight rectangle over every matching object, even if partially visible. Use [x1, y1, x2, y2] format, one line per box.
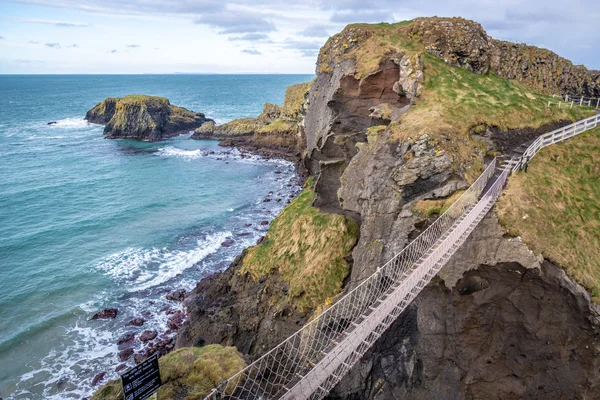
[85, 95, 213, 141]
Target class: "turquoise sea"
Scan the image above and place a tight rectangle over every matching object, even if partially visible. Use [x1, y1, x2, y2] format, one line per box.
[0, 74, 312, 399]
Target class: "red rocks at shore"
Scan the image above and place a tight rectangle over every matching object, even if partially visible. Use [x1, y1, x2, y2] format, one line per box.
[167, 310, 185, 331]
[91, 372, 106, 386]
[117, 332, 135, 346]
[139, 330, 158, 343]
[90, 308, 118, 320]
[119, 348, 134, 362]
[128, 317, 145, 326]
[165, 289, 186, 302]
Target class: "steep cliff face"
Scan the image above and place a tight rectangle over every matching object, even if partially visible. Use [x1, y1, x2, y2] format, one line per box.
[408, 17, 600, 96]
[303, 18, 600, 398]
[86, 95, 212, 141]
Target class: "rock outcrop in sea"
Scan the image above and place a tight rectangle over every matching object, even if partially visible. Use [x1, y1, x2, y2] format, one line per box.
[191, 82, 311, 159]
[85, 95, 213, 141]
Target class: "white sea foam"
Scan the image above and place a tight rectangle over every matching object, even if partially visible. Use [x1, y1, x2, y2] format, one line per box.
[96, 231, 230, 292]
[49, 117, 90, 129]
[131, 231, 230, 292]
[156, 146, 204, 160]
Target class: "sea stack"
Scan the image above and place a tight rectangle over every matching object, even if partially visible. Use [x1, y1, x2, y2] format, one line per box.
[85, 95, 214, 141]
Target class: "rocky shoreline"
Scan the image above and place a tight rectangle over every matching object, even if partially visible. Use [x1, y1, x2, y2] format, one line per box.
[86, 147, 304, 391]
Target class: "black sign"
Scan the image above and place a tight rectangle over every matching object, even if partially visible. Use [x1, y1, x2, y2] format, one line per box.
[121, 354, 161, 400]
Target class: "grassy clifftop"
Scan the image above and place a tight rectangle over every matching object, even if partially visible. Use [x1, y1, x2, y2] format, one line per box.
[317, 19, 596, 181]
[497, 126, 600, 301]
[241, 179, 359, 311]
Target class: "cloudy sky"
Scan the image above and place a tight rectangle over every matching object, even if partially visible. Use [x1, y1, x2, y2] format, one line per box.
[0, 0, 598, 74]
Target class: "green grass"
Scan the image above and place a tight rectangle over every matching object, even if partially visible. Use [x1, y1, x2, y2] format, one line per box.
[120, 94, 169, 104]
[258, 118, 296, 134]
[497, 126, 600, 301]
[414, 190, 465, 216]
[92, 345, 245, 400]
[281, 81, 312, 121]
[241, 179, 359, 311]
[390, 55, 596, 182]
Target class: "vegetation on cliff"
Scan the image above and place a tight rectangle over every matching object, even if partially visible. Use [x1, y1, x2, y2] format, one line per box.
[241, 179, 359, 311]
[86, 95, 212, 141]
[391, 55, 594, 181]
[92, 345, 245, 400]
[317, 19, 596, 182]
[497, 126, 600, 301]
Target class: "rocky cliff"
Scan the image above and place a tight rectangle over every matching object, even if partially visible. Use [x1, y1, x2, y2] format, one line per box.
[86, 95, 213, 141]
[407, 17, 600, 97]
[191, 82, 311, 159]
[95, 17, 600, 400]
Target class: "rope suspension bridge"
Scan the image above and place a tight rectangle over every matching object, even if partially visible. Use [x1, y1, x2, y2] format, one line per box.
[205, 113, 600, 400]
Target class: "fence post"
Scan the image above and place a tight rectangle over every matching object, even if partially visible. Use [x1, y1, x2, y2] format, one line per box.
[597, 98, 600, 109]
[580, 97, 583, 106]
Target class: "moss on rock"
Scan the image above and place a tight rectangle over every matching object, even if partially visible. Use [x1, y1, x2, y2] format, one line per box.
[241, 179, 359, 311]
[92, 345, 245, 400]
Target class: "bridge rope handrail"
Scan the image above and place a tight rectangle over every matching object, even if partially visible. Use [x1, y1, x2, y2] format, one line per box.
[205, 113, 600, 400]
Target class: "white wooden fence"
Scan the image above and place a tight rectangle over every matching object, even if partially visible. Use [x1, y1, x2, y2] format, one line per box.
[512, 113, 600, 171]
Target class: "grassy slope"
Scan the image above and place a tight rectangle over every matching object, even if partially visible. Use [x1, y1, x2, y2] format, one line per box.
[497, 126, 600, 301]
[92, 345, 245, 400]
[241, 179, 359, 311]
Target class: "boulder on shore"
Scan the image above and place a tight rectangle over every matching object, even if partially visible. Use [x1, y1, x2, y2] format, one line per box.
[85, 95, 214, 141]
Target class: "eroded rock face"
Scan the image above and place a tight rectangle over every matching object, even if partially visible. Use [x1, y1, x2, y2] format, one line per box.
[85, 95, 213, 141]
[408, 17, 600, 96]
[304, 56, 411, 209]
[175, 252, 311, 358]
[327, 213, 600, 400]
[338, 132, 465, 284]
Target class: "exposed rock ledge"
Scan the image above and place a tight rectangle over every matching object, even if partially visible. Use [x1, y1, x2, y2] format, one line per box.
[190, 82, 311, 160]
[85, 95, 213, 141]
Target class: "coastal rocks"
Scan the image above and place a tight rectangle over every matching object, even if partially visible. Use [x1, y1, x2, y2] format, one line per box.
[139, 330, 158, 343]
[85, 95, 213, 141]
[118, 348, 134, 362]
[90, 308, 118, 320]
[117, 332, 135, 346]
[128, 317, 145, 326]
[91, 372, 106, 386]
[165, 289, 186, 302]
[167, 310, 185, 331]
[191, 85, 311, 160]
[408, 17, 600, 96]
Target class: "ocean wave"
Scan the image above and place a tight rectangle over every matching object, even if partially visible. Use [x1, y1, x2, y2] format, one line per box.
[48, 117, 90, 129]
[96, 231, 231, 292]
[156, 145, 295, 168]
[156, 146, 204, 160]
